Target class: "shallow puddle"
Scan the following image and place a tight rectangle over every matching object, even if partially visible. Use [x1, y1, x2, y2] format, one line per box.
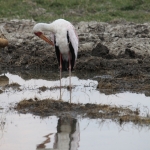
[0, 71, 150, 150]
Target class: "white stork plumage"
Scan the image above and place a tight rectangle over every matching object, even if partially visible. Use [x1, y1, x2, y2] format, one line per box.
[33, 19, 78, 99]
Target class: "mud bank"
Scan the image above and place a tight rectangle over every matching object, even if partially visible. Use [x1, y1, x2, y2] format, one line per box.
[97, 75, 150, 95]
[0, 19, 150, 98]
[0, 68, 149, 97]
[14, 98, 150, 126]
[0, 19, 150, 73]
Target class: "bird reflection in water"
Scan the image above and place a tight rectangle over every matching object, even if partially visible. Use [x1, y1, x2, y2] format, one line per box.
[36, 117, 80, 150]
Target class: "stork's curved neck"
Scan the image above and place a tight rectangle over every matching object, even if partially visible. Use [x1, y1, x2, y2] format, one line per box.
[33, 23, 55, 33]
[42, 23, 53, 32]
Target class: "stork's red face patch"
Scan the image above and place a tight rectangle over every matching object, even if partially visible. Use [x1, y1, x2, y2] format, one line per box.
[34, 32, 42, 37]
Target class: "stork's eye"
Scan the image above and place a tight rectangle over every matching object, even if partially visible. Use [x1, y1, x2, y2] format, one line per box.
[34, 32, 42, 36]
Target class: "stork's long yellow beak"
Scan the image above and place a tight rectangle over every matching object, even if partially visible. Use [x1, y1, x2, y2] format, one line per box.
[39, 33, 54, 46]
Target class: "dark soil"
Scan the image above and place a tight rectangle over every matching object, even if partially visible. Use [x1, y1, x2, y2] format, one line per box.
[0, 39, 150, 77]
[97, 76, 150, 96]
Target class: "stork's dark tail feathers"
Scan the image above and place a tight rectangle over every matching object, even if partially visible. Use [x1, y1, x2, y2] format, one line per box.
[54, 32, 76, 71]
[62, 60, 70, 71]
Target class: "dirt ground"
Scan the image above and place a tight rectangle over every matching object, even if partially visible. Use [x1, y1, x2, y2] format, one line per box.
[0, 19, 150, 74]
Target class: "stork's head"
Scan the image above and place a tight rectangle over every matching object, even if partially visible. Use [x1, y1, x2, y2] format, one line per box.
[33, 24, 54, 46]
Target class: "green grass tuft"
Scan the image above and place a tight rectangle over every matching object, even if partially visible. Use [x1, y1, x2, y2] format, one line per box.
[0, 0, 150, 23]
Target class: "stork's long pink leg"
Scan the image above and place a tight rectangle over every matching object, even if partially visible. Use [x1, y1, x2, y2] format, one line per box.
[68, 52, 72, 102]
[60, 54, 62, 100]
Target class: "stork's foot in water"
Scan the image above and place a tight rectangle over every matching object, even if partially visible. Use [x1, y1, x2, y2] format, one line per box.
[58, 98, 62, 101]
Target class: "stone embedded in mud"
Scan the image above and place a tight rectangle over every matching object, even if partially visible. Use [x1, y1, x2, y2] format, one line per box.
[0, 38, 8, 48]
[125, 48, 136, 58]
[91, 42, 109, 57]
[0, 89, 3, 94]
[0, 75, 9, 86]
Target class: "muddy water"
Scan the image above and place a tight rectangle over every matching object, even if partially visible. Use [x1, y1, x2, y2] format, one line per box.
[0, 71, 150, 150]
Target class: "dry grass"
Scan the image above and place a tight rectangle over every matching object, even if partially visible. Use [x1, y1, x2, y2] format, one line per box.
[4, 82, 20, 88]
[14, 98, 150, 126]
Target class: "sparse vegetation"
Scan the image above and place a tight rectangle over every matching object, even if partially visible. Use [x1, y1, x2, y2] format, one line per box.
[14, 98, 150, 126]
[0, 0, 150, 22]
[0, 113, 5, 139]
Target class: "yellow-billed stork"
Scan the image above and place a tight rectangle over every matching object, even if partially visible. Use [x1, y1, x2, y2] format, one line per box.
[33, 19, 78, 99]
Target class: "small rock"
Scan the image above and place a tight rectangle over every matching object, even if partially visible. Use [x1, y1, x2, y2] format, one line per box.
[92, 43, 109, 57]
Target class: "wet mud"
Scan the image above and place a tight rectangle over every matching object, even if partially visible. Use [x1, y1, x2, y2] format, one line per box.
[0, 19, 150, 74]
[97, 75, 150, 96]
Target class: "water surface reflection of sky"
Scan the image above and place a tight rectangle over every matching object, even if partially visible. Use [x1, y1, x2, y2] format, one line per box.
[0, 114, 150, 150]
[0, 72, 150, 150]
[0, 72, 150, 116]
